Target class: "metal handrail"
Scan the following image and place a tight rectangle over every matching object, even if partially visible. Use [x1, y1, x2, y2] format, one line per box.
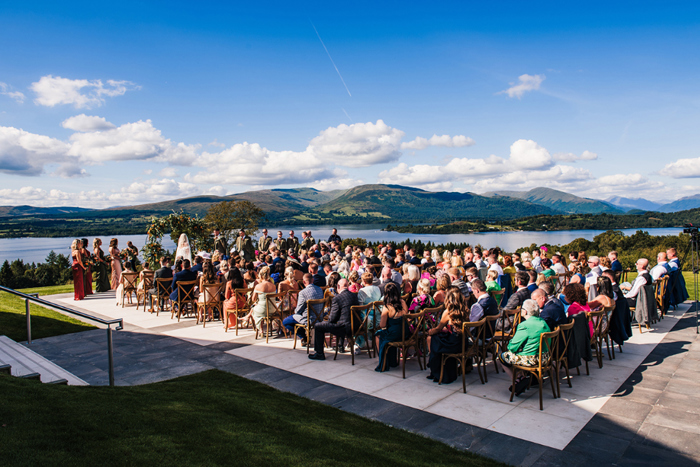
[0, 285, 123, 386]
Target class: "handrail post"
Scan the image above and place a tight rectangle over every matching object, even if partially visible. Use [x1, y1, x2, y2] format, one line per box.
[107, 325, 115, 387]
[25, 298, 31, 344]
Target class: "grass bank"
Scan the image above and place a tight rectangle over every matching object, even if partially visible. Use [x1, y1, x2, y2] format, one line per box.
[0, 369, 501, 467]
[0, 284, 95, 341]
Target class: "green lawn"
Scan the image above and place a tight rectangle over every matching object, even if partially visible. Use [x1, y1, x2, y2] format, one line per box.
[0, 284, 95, 342]
[0, 370, 502, 467]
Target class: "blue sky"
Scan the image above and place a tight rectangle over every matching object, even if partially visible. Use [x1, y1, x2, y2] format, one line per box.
[1, 1, 700, 207]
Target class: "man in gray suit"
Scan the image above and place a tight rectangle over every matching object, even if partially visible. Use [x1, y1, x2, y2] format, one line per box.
[282, 273, 324, 344]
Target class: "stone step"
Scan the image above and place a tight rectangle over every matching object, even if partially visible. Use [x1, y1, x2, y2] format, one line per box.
[0, 335, 88, 386]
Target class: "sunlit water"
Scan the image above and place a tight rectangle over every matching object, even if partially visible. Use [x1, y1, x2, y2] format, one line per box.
[0, 225, 684, 264]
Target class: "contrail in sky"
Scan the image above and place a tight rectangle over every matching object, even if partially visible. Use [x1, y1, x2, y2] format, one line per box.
[310, 20, 352, 97]
[342, 108, 352, 122]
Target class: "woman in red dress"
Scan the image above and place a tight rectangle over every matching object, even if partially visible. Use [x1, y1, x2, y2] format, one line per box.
[81, 238, 93, 296]
[71, 239, 85, 301]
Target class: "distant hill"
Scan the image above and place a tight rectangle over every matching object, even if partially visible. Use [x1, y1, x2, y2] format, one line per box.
[0, 205, 92, 218]
[483, 187, 622, 214]
[313, 184, 556, 220]
[605, 196, 663, 212]
[659, 194, 700, 213]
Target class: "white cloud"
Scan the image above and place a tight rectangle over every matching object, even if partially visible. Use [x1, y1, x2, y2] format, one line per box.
[31, 75, 138, 109]
[0, 126, 71, 176]
[159, 167, 178, 177]
[67, 119, 199, 165]
[208, 138, 226, 148]
[507, 139, 554, 170]
[379, 163, 448, 186]
[553, 150, 598, 162]
[53, 163, 89, 178]
[62, 114, 116, 132]
[400, 134, 475, 150]
[0, 82, 25, 103]
[659, 157, 700, 178]
[308, 119, 404, 167]
[309, 177, 363, 191]
[499, 74, 545, 99]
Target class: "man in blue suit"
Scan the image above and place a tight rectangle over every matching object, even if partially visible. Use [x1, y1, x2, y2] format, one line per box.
[170, 259, 198, 302]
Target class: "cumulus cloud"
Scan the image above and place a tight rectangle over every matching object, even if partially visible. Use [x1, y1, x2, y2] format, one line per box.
[159, 167, 178, 177]
[400, 134, 475, 150]
[499, 74, 545, 99]
[31, 75, 138, 109]
[309, 177, 364, 191]
[62, 114, 116, 132]
[0, 126, 70, 176]
[553, 150, 598, 162]
[208, 139, 226, 148]
[659, 157, 700, 178]
[308, 120, 404, 167]
[0, 82, 25, 103]
[53, 163, 89, 178]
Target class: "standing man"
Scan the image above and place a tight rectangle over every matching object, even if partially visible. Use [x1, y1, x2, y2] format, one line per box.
[307, 231, 316, 247]
[300, 231, 312, 252]
[274, 231, 287, 252]
[213, 228, 228, 259]
[287, 230, 300, 255]
[328, 228, 342, 244]
[258, 229, 272, 255]
[235, 229, 255, 262]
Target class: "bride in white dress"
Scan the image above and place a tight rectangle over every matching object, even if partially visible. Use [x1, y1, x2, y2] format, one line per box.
[175, 233, 192, 264]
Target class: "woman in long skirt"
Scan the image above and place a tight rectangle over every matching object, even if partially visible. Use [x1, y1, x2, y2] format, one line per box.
[81, 238, 93, 296]
[109, 238, 122, 290]
[71, 239, 85, 301]
[93, 238, 111, 292]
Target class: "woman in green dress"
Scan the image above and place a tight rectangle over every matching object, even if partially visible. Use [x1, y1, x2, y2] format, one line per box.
[93, 238, 111, 293]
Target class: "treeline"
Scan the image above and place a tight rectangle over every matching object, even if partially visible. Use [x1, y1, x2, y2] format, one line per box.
[0, 251, 73, 289]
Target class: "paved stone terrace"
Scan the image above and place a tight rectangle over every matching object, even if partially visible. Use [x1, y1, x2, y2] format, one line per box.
[24, 292, 700, 466]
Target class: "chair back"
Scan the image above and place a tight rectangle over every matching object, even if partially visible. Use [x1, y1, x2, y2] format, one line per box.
[177, 280, 197, 303]
[233, 288, 254, 312]
[586, 310, 605, 342]
[370, 300, 384, 329]
[401, 310, 425, 343]
[201, 282, 223, 306]
[556, 320, 575, 363]
[462, 318, 486, 356]
[554, 273, 570, 294]
[140, 271, 155, 291]
[306, 297, 328, 325]
[122, 272, 138, 291]
[422, 305, 444, 329]
[538, 328, 559, 370]
[265, 291, 286, 318]
[654, 276, 669, 311]
[483, 314, 499, 340]
[350, 304, 373, 339]
[155, 277, 172, 297]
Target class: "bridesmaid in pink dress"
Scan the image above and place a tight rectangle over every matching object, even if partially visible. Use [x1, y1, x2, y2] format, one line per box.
[109, 238, 122, 290]
[71, 239, 85, 301]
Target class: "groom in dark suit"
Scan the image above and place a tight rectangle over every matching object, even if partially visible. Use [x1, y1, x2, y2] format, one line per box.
[309, 279, 359, 360]
[170, 259, 198, 302]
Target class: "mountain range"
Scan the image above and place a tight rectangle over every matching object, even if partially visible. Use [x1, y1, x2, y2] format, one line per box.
[3, 184, 700, 224]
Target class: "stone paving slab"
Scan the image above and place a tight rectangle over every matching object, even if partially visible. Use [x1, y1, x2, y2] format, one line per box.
[24, 292, 700, 465]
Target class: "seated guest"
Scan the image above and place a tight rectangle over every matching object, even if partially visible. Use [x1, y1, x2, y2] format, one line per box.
[502, 255, 516, 275]
[169, 259, 198, 305]
[563, 282, 593, 337]
[433, 274, 451, 304]
[148, 256, 173, 295]
[375, 283, 409, 372]
[551, 254, 567, 275]
[358, 271, 382, 305]
[526, 270, 539, 293]
[347, 270, 361, 293]
[504, 271, 531, 310]
[588, 276, 615, 311]
[191, 255, 204, 274]
[497, 299, 551, 395]
[405, 265, 421, 293]
[448, 267, 470, 298]
[599, 256, 611, 272]
[667, 248, 680, 270]
[532, 285, 567, 331]
[470, 279, 499, 323]
[540, 258, 555, 279]
[623, 258, 653, 308]
[485, 269, 502, 299]
[282, 273, 324, 345]
[531, 249, 542, 272]
[222, 267, 246, 330]
[426, 287, 469, 383]
[487, 255, 504, 276]
[325, 272, 341, 297]
[464, 267, 479, 287]
[309, 279, 358, 360]
[585, 256, 602, 292]
[569, 263, 586, 284]
[512, 253, 526, 272]
[650, 252, 669, 280]
[308, 263, 325, 287]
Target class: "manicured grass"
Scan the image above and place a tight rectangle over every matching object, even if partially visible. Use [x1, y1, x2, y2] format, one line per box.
[0, 284, 95, 341]
[0, 370, 502, 467]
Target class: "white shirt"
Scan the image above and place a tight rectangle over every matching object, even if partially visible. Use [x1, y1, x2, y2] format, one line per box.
[625, 272, 650, 298]
[488, 263, 503, 276]
[668, 258, 680, 270]
[551, 263, 567, 275]
[532, 256, 542, 273]
[650, 262, 668, 280]
[586, 266, 602, 285]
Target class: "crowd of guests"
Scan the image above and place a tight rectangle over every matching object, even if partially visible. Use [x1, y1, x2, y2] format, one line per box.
[70, 237, 139, 301]
[80, 227, 686, 394]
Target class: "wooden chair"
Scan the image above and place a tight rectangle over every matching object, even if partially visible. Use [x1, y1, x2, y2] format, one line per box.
[654, 276, 669, 318]
[585, 310, 606, 372]
[380, 310, 425, 379]
[419, 305, 444, 368]
[293, 297, 329, 354]
[368, 300, 384, 349]
[600, 304, 616, 360]
[509, 328, 560, 410]
[150, 278, 172, 316]
[492, 307, 522, 350]
[481, 314, 501, 382]
[334, 304, 373, 364]
[439, 318, 486, 393]
[256, 292, 286, 343]
[401, 292, 415, 307]
[171, 280, 197, 322]
[224, 288, 253, 335]
[136, 271, 155, 311]
[197, 282, 223, 327]
[120, 272, 138, 307]
[554, 320, 575, 397]
[554, 273, 570, 294]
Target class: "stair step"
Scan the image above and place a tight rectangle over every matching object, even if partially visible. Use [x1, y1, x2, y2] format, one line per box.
[0, 336, 88, 386]
[0, 363, 10, 375]
[45, 378, 69, 385]
[19, 372, 41, 380]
